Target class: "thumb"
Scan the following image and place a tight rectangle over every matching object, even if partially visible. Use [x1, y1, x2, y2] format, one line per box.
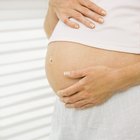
[64, 68, 87, 78]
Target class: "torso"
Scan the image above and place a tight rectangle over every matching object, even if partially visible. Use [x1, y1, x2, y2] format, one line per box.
[45, 41, 140, 92]
[45, 0, 140, 92]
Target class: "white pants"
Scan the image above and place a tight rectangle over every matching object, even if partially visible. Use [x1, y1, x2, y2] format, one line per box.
[49, 85, 140, 140]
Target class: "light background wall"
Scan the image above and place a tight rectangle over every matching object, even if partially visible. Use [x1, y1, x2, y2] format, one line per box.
[0, 0, 56, 140]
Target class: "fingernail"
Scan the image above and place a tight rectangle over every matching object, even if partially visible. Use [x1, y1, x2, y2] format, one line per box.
[90, 23, 95, 28]
[64, 71, 70, 76]
[101, 10, 107, 16]
[98, 18, 104, 23]
[75, 24, 79, 29]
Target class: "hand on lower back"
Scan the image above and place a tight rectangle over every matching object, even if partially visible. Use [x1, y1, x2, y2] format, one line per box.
[57, 66, 124, 109]
[49, 0, 107, 29]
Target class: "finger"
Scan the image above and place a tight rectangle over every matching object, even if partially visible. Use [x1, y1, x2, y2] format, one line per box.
[80, 104, 95, 109]
[80, 0, 107, 16]
[64, 67, 88, 78]
[61, 91, 88, 104]
[57, 81, 82, 97]
[60, 15, 80, 29]
[69, 10, 95, 29]
[76, 6, 104, 24]
[65, 99, 89, 108]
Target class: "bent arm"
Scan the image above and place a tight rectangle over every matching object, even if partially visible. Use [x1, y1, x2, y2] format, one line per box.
[44, 6, 59, 38]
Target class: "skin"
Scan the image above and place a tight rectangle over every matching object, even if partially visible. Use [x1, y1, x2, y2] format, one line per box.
[44, 6, 58, 38]
[57, 64, 140, 109]
[44, 2, 140, 109]
[49, 0, 107, 29]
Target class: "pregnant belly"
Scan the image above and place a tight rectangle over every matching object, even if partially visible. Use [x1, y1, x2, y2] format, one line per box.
[45, 41, 140, 92]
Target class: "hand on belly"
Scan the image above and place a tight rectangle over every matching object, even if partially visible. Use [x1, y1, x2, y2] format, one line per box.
[56, 66, 123, 109]
[45, 41, 140, 109]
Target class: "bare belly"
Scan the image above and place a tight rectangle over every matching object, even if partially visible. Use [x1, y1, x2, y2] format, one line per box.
[45, 41, 140, 92]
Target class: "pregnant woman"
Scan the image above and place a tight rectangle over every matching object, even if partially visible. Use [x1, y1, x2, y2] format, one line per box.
[44, 0, 140, 139]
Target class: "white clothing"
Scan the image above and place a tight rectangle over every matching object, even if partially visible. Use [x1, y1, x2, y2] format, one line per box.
[48, 0, 140, 54]
[49, 85, 140, 140]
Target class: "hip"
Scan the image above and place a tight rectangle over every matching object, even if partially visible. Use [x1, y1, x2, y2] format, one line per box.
[50, 85, 140, 139]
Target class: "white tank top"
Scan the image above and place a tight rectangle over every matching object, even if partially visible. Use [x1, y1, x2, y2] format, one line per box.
[48, 0, 140, 54]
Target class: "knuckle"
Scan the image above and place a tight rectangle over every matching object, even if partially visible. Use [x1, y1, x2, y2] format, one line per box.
[87, 1, 94, 8]
[61, 91, 65, 96]
[70, 97, 75, 103]
[74, 103, 81, 108]
[90, 13, 99, 20]
[85, 1, 91, 8]
[64, 99, 69, 104]
[63, 18, 69, 24]
[63, 92, 68, 97]
[94, 15, 100, 20]
[89, 3, 102, 13]
[75, 13, 83, 20]
[66, 97, 73, 103]
[97, 8, 103, 13]
[95, 7, 103, 14]
[71, 71, 77, 76]
[66, 92, 71, 96]
[78, 79, 85, 86]
[67, 99, 71, 103]
[83, 8, 90, 15]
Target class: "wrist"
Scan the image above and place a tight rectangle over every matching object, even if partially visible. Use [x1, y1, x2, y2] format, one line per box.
[113, 66, 138, 93]
[107, 67, 130, 94]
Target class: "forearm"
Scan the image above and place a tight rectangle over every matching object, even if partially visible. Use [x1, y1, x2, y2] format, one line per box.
[44, 5, 59, 38]
[117, 61, 140, 91]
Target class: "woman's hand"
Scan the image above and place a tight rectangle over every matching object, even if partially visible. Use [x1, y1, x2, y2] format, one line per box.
[49, 0, 107, 29]
[57, 66, 124, 109]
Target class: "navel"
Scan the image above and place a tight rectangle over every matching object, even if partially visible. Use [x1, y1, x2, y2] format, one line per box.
[49, 57, 53, 64]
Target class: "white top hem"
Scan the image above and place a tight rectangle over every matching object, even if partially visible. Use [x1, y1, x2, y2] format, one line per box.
[48, 39, 140, 54]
